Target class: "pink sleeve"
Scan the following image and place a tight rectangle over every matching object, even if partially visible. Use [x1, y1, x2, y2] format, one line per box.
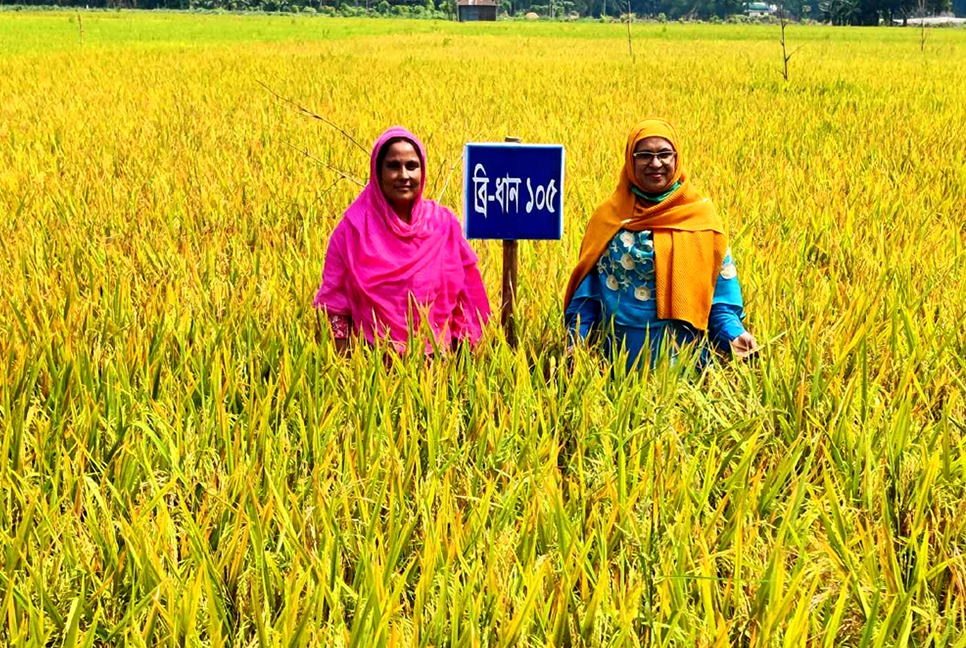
[451, 239, 491, 343]
[313, 224, 351, 316]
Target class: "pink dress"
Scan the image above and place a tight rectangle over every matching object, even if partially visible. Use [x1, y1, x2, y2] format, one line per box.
[314, 127, 490, 351]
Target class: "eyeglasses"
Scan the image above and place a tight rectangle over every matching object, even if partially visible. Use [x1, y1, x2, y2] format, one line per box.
[632, 150, 676, 166]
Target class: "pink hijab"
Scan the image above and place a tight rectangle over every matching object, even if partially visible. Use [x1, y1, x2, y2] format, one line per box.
[313, 127, 490, 350]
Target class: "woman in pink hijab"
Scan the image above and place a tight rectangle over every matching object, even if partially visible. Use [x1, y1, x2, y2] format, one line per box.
[314, 127, 491, 354]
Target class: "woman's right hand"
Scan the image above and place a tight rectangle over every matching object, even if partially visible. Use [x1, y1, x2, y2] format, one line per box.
[729, 331, 760, 360]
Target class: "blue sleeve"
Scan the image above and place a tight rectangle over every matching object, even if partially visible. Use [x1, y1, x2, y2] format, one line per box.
[565, 273, 601, 342]
[708, 302, 745, 348]
[709, 248, 746, 348]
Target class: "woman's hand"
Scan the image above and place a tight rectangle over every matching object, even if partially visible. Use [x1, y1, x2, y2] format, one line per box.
[729, 331, 760, 360]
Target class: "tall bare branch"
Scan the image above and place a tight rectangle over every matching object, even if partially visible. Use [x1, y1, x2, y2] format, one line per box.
[257, 79, 370, 158]
[284, 141, 365, 187]
[625, 0, 634, 58]
[919, 0, 927, 52]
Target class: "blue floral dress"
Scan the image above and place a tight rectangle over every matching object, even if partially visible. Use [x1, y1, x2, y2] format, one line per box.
[565, 229, 746, 371]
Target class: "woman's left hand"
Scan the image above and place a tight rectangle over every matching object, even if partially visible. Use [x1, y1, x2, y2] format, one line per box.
[730, 331, 760, 360]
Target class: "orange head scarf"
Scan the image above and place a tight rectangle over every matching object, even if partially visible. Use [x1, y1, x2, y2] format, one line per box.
[563, 118, 728, 331]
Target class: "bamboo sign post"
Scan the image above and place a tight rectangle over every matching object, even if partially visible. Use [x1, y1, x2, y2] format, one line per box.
[463, 138, 566, 347]
[501, 237, 519, 346]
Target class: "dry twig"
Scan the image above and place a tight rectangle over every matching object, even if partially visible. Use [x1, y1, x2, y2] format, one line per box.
[284, 141, 365, 187]
[257, 79, 369, 158]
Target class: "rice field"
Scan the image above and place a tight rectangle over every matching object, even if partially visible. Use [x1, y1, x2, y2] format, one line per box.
[1, 10, 966, 646]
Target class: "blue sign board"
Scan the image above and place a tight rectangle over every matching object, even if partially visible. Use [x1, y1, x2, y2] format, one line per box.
[463, 143, 565, 240]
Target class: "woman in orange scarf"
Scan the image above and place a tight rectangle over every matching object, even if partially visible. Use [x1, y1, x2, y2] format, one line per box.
[564, 118, 758, 371]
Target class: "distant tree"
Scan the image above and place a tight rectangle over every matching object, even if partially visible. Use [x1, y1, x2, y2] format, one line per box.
[853, 0, 887, 24]
[820, 0, 859, 23]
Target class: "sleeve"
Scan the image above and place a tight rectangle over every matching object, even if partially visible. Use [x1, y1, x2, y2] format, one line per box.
[708, 247, 746, 349]
[565, 273, 602, 343]
[707, 303, 745, 349]
[313, 224, 352, 317]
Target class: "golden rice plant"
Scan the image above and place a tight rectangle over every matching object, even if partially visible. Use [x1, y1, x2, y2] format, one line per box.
[1, 11, 965, 646]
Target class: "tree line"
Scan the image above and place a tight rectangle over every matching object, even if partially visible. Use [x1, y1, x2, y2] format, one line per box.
[2, 0, 959, 26]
